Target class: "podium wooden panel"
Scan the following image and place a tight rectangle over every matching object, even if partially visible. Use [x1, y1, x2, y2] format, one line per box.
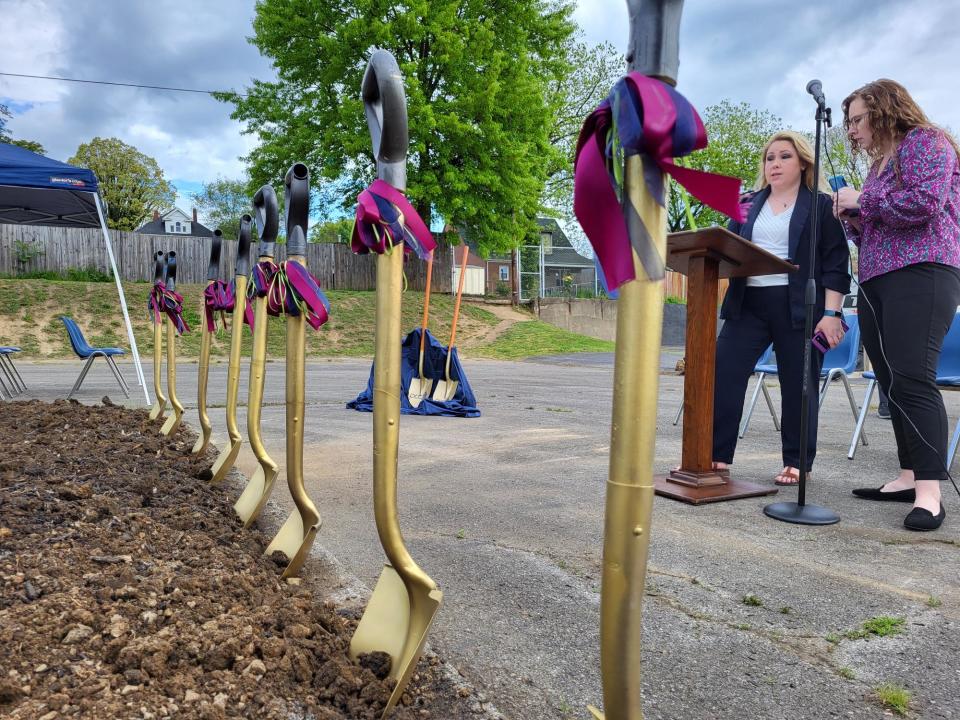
[654, 227, 797, 504]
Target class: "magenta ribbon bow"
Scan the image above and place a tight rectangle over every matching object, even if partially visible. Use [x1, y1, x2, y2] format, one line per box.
[574, 73, 745, 290]
[352, 178, 436, 259]
[202, 279, 235, 333]
[245, 259, 330, 331]
[148, 281, 190, 335]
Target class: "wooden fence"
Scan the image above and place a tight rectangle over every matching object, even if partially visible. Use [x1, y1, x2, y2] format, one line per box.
[0, 224, 453, 292]
[664, 270, 729, 306]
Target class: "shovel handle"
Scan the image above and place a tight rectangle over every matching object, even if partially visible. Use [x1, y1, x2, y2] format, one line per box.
[626, 0, 683, 81]
[165, 251, 178, 293]
[207, 230, 223, 281]
[253, 184, 279, 258]
[417, 251, 433, 377]
[236, 214, 253, 278]
[362, 49, 408, 190]
[153, 250, 166, 282]
[284, 164, 310, 255]
[444, 244, 469, 381]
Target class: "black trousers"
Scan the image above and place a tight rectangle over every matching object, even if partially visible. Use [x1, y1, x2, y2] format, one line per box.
[713, 286, 822, 471]
[859, 262, 960, 481]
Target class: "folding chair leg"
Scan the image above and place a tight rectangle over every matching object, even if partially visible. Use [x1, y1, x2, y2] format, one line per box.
[840, 374, 868, 447]
[947, 418, 960, 472]
[106, 356, 130, 398]
[761, 381, 780, 431]
[0, 372, 9, 399]
[739, 372, 766, 438]
[68, 356, 97, 399]
[0, 357, 21, 395]
[848, 378, 876, 460]
[5, 355, 27, 391]
[673, 400, 683, 426]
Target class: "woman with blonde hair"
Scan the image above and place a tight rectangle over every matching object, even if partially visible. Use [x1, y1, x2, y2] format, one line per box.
[713, 130, 850, 486]
[835, 79, 960, 531]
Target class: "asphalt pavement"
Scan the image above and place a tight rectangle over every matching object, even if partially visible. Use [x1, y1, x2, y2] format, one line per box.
[6, 352, 959, 720]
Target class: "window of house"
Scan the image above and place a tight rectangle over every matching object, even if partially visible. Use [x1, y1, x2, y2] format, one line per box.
[175, 222, 182, 233]
[499, 265, 509, 281]
[540, 231, 553, 254]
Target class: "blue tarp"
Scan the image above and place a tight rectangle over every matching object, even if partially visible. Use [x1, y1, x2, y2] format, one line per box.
[0, 142, 102, 227]
[347, 328, 480, 417]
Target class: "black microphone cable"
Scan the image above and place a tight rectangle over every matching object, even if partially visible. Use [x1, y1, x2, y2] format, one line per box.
[821, 135, 960, 500]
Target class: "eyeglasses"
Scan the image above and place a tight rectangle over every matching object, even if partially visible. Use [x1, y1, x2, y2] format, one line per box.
[845, 112, 868, 129]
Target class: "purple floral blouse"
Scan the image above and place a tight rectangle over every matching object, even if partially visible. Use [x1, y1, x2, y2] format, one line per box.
[845, 127, 960, 282]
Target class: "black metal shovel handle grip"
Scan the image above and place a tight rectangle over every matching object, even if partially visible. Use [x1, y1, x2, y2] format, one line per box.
[207, 230, 223, 281]
[253, 184, 279, 256]
[153, 250, 166, 282]
[284, 163, 309, 256]
[236, 214, 253, 278]
[362, 49, 408, 190]
[165, 251, 178, 293]
[626, 0, 683, 83]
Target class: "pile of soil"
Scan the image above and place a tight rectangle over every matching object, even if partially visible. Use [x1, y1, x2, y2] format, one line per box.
[0, 399, 475, 719]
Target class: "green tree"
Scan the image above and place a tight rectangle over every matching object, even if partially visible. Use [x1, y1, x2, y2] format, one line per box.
[823, 125, 868, 190]
[8, 138, 46, 154]
[310, 218, 354, 244]
[191, 177, 255, 240]
[68, 137, 175, 230]
[1, 103, 46, 154]
[219, 0, 575, 256]
[669, 100, 783, 231]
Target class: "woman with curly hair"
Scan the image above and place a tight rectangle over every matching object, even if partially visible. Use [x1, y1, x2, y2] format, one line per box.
[835, 79, 960, 531]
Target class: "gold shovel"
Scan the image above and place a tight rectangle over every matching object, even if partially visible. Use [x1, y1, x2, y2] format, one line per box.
[192, 229, 223, 455]
[160, 252, 185, 436]
[148, 250, 168, 421]
[348, 49, 442, 718]
[432, 242, 469, 402]
[209, 215, 253, 483]
[235, 185, 281, 527]
[263, 164, 322, 578]
[407, 250, 434, 407]
[588, 2, 682, 718]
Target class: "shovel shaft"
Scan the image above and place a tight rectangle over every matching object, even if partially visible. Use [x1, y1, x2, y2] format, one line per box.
[165, 318, 184, 417]
[194, 287, 213, 451]
[374, 248, 437, 592]
[444, 243, 470, 381]
[598, 156, 666, 720]
[224, 274, 248, 445]
[248, 272, 277, 474]
[417, 251, 433, 379]
[152, 321, 166, 408]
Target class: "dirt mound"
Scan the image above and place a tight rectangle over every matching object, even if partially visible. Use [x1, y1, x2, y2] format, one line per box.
[0, 399, 471, 719]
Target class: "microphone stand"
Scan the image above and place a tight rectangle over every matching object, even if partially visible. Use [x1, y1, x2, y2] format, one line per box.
[764, 94, 840, 526]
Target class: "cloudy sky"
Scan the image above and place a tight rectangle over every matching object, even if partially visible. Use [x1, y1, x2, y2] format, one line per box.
[2, 0, 958, 222]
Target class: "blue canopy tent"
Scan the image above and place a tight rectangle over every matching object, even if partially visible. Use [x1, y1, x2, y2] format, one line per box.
[0, 142, 149, 403]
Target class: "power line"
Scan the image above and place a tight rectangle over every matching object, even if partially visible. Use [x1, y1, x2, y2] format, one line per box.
[0, 71, 247, 97]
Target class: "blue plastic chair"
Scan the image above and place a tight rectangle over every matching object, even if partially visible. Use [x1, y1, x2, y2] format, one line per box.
[737, 344, 780, 438]
[60, 316, 130, 399]
[740, 314, 866, 444]
[0, 346, 25, 398]
[849, 310, 960, 465]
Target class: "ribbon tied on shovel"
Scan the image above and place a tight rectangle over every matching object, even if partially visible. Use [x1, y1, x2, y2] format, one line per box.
[243, 259, 330, 331]
[352, 178, 436, 260]
[149, 281, 190, 335]
[202, 279, 235, 332]
[574, 72, 745, 290]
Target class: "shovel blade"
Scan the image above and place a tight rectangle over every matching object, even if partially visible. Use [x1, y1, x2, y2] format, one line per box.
[234, 463, 279, 528]
[148, 400, 166, 421]
[191, 426, 212, 455]
[159, 409, 182, 436]
[264, 507, 320, 579]
[431, 378, 458, 402]
[209, 439, 242, 483]
[350, 565, 443, 717]
[407, 376, 431, 408]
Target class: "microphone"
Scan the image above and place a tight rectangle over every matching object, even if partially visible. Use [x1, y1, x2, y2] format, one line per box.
[806, 79, 825, 106]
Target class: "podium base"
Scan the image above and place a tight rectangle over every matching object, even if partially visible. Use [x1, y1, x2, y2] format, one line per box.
[763, 501, 840, 525]
[654, 473, 778, 505]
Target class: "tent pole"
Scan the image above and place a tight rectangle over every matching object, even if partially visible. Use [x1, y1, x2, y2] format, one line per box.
[93, 193, 150, 405]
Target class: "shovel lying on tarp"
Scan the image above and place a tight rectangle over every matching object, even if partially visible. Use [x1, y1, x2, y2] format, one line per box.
[407, 250, 434, 406]
[209, 215, 253, 482]
[159, 252, 188, 436]
[147, 250, 168, 421]
[235, 184, 281, 528]
[348, 49, 442, 718]
[432, 242, 469, 401]
[263, 163, 331, 577]
[192, 229, 224, 455]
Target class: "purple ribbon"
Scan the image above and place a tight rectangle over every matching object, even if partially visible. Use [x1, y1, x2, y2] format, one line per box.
[244, 259, 330, 331]
[148, 280, 189, 335]
[202, 280, 235, 333]
[574, 73, 745, 290]
[244, 259, 280, 329]
[352, 179, 436, 259]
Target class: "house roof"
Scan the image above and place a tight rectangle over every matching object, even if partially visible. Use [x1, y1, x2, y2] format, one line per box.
[136, 207, 213, 237]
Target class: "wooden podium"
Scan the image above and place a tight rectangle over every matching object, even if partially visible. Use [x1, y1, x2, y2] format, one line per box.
[655, 227, 797, 504]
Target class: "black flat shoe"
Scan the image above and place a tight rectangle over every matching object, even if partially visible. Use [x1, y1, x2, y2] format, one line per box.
[904, 504, 945, 531]
[852, 486, 916, 503]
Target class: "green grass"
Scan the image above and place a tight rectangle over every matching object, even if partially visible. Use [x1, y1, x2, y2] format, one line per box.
[842, 616, 906, 641]
[742, 594, 763, 607]
[474, 320, 615, 360]
[837, 667, 855, 680]
[875, 683, 911, 715]
[926, 596, 942, 608]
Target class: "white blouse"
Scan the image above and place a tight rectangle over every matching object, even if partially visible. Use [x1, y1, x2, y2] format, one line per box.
[746, 201, 793, 287]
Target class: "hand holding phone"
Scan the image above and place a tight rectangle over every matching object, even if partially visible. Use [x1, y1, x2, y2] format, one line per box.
[829, 176, 861, 217]
[812, 317, 850, 353]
